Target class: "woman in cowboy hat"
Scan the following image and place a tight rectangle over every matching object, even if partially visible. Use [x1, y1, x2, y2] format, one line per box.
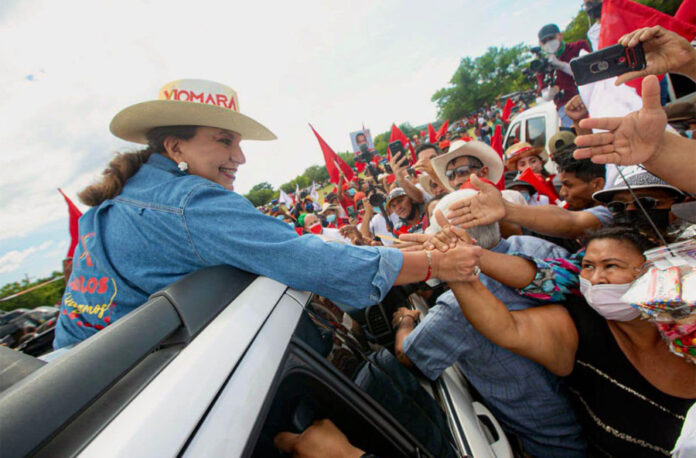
[53, 79, 479, 348]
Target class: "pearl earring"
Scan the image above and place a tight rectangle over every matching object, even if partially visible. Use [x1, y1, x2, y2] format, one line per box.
[178, 161, 188, 172]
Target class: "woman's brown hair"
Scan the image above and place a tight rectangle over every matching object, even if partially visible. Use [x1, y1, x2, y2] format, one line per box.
[78, 126, 198, 206]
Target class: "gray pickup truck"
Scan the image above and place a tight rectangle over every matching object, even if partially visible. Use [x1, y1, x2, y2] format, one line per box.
[0, 266, 513, 457]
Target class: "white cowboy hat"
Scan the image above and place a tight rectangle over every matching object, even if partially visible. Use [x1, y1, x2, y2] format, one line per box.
[430, 140, 504, 192]
[110, 79, 276, 144]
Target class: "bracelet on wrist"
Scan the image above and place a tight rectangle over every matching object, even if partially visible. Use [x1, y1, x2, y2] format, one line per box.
[423, 250, 433, 282]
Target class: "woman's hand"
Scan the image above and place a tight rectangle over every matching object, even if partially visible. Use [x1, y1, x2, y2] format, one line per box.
[398, 210, 474, 252]
[432, 245, 483, 283]
[615, 25, 696, 85]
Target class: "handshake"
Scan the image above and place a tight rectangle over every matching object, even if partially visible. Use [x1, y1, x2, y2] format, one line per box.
[397, 208, 483, 284]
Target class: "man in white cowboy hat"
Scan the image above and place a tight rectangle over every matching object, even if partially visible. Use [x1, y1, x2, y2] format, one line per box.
[430, 140, 528, 236]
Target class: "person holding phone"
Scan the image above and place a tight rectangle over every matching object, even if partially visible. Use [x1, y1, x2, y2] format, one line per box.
[388, 143, 426, 206]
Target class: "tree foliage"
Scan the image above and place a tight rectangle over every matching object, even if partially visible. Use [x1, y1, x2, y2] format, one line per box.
[1, 272, 65, 312]
[432, 44, 534, 121]
[245, 181, 276, 207]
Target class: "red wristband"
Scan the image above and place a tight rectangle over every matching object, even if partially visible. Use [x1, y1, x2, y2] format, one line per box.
[423, 251, 433, 282]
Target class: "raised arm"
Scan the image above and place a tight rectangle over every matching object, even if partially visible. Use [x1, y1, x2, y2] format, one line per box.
[445, 175, 603, 239]
[448, 279, 578, 376]
[390, 152, 425, 204]
[575, 75, 696, 193]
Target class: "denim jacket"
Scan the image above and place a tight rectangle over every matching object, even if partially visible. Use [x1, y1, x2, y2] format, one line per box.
[54, 154, 402, 349]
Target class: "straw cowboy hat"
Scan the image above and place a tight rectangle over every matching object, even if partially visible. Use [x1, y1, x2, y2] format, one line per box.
[504, 142, 548, 171]
[110, 79, 276, 144]
[430, 140, 504, 192]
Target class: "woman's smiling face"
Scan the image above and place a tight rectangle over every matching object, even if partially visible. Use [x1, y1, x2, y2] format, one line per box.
[171, 127, 245, 191]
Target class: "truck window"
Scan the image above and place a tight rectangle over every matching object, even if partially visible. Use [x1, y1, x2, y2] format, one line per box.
[526, 116, 546, 148]
[248, 295, 459, 458]
[504, 122, 521, 151]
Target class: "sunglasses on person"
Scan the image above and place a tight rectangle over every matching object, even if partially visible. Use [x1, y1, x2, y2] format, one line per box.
[445, 165, 480, 180]
[607, 197, 663, 213]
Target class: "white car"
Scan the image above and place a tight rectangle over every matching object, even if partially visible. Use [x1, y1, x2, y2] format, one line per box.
[502, 101, 560, 175]
[0, 266, 513, 457]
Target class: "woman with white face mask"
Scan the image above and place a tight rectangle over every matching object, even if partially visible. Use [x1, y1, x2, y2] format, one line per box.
[441, 226, 696, 457]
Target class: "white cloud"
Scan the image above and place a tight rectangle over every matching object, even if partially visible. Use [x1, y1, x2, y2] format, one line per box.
[0, 240, 53, 274]
[0, 0, 583, 276]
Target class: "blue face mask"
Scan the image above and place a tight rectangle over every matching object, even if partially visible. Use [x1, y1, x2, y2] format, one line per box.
[520, 191, 532, 203]
[347, 188, 356, 196]
[374, 207, 382, 214]
[326, 214, 337, 224]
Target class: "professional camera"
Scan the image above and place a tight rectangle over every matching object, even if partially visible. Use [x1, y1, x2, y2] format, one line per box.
[357, 143, 374, 164]
[528, 46, 554, 75]
[368, 187, 386, 208]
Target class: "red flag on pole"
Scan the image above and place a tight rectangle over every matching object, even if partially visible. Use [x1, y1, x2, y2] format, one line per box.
[388, 124, 416, 164]
[490, 125, 506, 191]
[427, 123, 437, 143]
[309, 124, 354, 184]
[58, 188, 82, 258]
[598, 0, 696, 95]
[501, 98, 514, 123]
[436, 120, 449, 140]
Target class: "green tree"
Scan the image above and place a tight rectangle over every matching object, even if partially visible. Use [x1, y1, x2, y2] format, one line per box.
[244, 181, 276, 207]
[432, 44, 534, 121]
[0, 272, 66, 312]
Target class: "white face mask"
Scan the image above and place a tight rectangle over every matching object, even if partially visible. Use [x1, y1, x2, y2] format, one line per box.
[579, 277, 640, 321]
[542, 39, 561, 55]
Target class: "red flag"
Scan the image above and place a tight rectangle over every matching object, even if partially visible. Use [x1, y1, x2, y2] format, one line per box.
[517, 168, 560, 203]
[354, 161, 366, 173]
[490, 125, 506, 191]
[388, 124, 416, 164]
[675, 0, 696, 25]
[428, 123, 438, 143]
[309, 124, 354, 184]
[58, 188, 82, 258]
[501, 98, 514, 123]
[598, 0, 696, 95]
[436, 120, 449, 140]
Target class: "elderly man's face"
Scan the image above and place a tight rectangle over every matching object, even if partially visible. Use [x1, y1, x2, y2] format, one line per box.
[303, 213, 320, 230]
[446, 156, 487, 189]
[390, 195, 413, 219]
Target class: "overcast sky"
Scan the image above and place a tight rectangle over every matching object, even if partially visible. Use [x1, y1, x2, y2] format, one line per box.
[0, 0, 581, 286]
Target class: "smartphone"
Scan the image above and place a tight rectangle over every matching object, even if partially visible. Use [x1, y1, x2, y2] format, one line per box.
[570, 43, 646, 86]
[388, 140, 405, 157]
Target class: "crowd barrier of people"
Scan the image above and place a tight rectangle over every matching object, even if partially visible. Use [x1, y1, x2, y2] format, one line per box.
[45, 2, 696, 456]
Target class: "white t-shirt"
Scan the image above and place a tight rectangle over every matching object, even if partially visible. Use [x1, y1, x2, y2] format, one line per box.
[369, 212, 401, 246]
[415, 183, 434, 204]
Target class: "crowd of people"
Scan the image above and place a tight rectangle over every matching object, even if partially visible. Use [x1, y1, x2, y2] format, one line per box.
[47, 0, 696, 455]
